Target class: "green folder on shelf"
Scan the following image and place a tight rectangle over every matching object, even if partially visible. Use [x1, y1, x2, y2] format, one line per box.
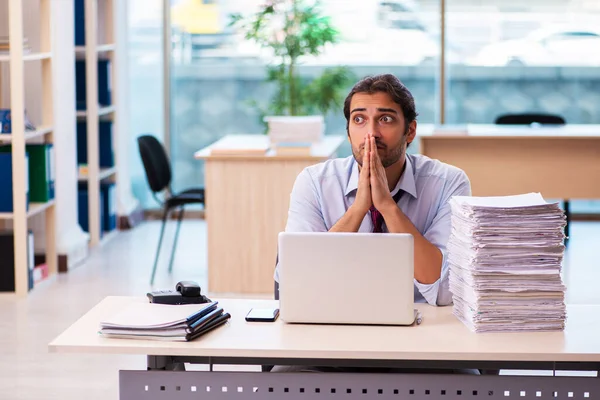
[0, 144, 55, 202]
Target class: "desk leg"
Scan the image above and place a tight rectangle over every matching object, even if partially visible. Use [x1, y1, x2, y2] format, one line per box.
[147, 355, 185, 371]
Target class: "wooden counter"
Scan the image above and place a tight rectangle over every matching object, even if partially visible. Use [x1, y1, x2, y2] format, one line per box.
[195, 134, 345, 294]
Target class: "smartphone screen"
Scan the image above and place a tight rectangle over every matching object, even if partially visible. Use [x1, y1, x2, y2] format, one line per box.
[245, 308, 280, 322]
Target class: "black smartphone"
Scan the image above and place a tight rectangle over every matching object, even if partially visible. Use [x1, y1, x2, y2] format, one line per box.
[245, 308, 280, 322]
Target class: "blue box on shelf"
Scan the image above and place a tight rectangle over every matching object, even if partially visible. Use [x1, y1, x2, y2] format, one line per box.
[101, 181, 117, 233]
[74, 0, 85, 46]
[78, 183, 104, 238]
[0, 152, 30, 213]
[76, 120, 115, 168]
[75, 59, 112, 110]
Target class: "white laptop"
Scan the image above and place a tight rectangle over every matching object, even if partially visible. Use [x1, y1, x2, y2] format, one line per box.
[278, 232, 416, 326]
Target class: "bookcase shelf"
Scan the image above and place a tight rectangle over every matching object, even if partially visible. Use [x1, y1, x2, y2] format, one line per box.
[0, 126, 53, 143]
[0, 51, 52, 62]
[78, 166, 117, 182]
[75, 0, 119, 247]
[76, 105, 115, 118]
[75, 43, 115, 53]
[0, 201, 55, 220]
[1, 0, 57, 296]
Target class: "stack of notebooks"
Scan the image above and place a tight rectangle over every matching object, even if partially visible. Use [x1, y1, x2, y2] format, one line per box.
[99, 301, 230, 341]
[447, 193, 567, 333]
[0, 36, 32, 54]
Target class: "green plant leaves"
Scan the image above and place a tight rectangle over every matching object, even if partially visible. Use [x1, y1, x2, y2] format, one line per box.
[229, 0, 356, 118]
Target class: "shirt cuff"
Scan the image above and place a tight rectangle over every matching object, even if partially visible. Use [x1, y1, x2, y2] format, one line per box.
[414, 248, 453, 306]
[414, 278, 441, 306]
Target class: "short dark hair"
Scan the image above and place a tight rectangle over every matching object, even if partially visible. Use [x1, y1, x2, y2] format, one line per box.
[343, 74, 418, 134]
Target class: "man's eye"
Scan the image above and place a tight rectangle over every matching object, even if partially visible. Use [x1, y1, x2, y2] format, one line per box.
[353, 116, 364, 123]
[380, 115, 394, 123]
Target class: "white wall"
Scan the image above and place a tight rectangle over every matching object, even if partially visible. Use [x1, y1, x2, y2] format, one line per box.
[51, 0, 89, 262]
[114, 0, 141, 216]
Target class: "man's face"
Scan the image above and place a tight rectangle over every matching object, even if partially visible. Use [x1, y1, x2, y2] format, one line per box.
[348, 91, 416, 168]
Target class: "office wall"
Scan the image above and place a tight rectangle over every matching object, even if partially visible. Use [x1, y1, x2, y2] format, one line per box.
[51, 0, 90, 263]
[113, 0, 140, 217]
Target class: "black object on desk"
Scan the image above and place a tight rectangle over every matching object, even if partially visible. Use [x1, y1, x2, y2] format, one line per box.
[246, 308, 279, 322]
[147, 281, 212, 305]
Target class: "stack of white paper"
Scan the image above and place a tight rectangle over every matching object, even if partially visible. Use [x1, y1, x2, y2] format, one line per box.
[264, 115, 324, 146]
[447, 193, 567, 333]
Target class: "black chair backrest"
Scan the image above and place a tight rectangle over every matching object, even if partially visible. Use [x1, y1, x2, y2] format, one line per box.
[495, 113, 566, 125]
[137, 134, 172, 194]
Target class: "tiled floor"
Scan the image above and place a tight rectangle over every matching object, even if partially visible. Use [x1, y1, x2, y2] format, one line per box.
[0, 220, 599, 399]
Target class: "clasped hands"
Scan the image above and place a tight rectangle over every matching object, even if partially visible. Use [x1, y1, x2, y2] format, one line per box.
[353, 133, 398, 216]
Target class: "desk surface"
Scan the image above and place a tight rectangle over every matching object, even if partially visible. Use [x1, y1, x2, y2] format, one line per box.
[417, 124, 600, 139]
[194, 134, 345, 161]
[49, 297, 600, 363]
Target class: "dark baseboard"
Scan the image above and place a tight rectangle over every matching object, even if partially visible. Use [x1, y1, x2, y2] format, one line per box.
[118, 203, 146, 230]
[572, 213, 600, 222]
[136, 209, 595, 222]
[35, 253, 84, 273]
[144, 208, 205, 220]
[58, 254, 69, 273]
[139, 209, 593, 222]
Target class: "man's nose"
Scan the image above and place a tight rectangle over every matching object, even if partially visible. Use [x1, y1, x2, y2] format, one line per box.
[368, 121, 382, 138]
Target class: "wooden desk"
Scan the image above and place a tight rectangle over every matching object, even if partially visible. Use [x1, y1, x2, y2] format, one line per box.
[418, 124, 600, 198]
[49, 296, 600, 363]
[194, 135, 345, 295]
[49, 297, 600, 400]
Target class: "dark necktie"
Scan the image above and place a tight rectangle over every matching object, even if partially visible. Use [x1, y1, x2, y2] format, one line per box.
[370, 190, 404, 233]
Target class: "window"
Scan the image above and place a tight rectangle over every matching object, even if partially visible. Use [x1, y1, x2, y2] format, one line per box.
[160, 0, 600, 214]
[168, 0, 440, 192]
[445, 0, 600, 214]
[128, 0, 165, 208]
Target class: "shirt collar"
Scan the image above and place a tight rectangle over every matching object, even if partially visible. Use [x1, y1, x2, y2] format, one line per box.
[345, 155, 418, 199]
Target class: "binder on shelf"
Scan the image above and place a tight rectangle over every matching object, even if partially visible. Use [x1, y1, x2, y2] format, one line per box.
[78, 183, 104, 238]
[74, 0, 85, 46]
[0, 230, 35, 292]
[100, 181, 116, 232]
[99, 121, 114, 167]
[1, 144, 51, 203]
[77, 120, 115, 168]
[0, 109, 11, 133]
[25, 144, 55, 202]
[75, 59, 112, 110]
[0, 152, 30, 213]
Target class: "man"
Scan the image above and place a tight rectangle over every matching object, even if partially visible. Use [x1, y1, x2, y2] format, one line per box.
[274, 73, 471, 306]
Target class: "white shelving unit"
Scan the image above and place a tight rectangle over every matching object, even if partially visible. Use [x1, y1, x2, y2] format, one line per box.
[3, 0, 56, 296]
[76, 0, 118, 247]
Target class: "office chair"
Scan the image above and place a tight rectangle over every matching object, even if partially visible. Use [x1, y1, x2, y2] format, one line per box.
[494, 113, 570, 242]
[137, 134, 206, 285]
[494, 113, 566, 126]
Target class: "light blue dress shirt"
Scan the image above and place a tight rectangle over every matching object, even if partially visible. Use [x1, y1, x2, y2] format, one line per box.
[274, 153, 471, 306]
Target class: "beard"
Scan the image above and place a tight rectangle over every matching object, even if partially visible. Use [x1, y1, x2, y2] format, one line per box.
[352, 132, 406, 169]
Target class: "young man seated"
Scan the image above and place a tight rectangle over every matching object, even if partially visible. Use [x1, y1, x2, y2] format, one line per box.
[274, 73, 471, 307]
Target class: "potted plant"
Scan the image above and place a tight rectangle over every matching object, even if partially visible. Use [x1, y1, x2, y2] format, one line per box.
[230, 0, 355, 145]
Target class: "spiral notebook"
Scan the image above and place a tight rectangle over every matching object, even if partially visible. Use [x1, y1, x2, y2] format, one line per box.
[98, 301, 230, 341]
